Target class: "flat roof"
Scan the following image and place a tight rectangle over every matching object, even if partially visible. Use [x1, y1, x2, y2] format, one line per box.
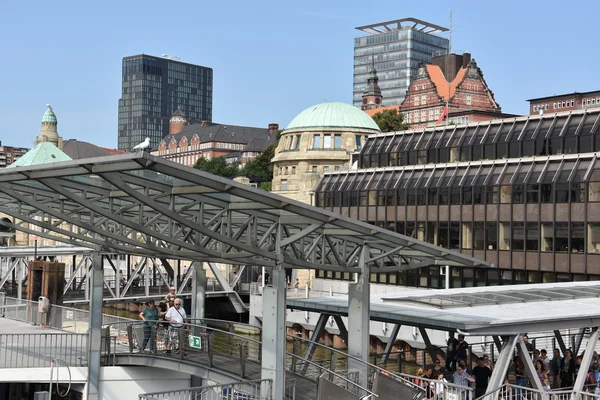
[356, 18, 448, 35]
[122, 54, 212, 70]
[527, 90, 600, 102]
[287, 281, 600, 335]
[0, 153, 488, 274]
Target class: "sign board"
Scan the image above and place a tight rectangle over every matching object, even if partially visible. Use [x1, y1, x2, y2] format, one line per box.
[189, 335, 202, 349]
[66, 310, 74, 320]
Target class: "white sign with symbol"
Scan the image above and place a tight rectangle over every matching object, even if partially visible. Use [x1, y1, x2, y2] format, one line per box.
[66, 310, 74, 320]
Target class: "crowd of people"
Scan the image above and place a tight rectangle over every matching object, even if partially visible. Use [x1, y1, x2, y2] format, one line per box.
[137, 286, 189, 356]
[419, 332, 600, 397]
[402, 332, 600, 400]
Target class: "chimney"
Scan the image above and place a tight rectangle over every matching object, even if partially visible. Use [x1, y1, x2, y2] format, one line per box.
[201, 120, 208, 127]
[462, 52, 472, 68]
[268, 123, 279, 134]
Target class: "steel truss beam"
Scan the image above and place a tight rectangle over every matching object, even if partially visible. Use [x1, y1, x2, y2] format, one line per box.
[0, 154, 487, 274]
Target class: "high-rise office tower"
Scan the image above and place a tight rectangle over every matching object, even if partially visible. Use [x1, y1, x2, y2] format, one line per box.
[353, 18, 449, 108]
[118, 54, 213, 151]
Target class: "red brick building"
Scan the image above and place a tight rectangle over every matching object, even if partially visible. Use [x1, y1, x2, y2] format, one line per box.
[364, 53, 515, 127]
[0, 142, 28, 168]
[153, 110, 279, 167]
[527, 90, 600, 115]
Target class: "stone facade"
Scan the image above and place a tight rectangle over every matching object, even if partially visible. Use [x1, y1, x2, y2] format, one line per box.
[271, 128, 369, 204]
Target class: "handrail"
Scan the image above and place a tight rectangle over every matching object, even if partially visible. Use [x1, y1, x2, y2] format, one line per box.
[138, 378, 271, 400]
[288, 352, 378, 398]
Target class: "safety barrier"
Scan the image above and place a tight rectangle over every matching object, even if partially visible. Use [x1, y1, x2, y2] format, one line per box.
[138, 379, 271, 400]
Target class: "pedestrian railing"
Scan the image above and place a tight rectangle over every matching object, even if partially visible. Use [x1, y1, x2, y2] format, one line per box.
[0, 332, 88, 368]
[138, 379, 271, 400]
[474, 383, 600, 400]
[1, 297, 132, 331]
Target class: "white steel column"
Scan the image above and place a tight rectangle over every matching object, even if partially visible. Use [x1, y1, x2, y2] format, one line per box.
[260, 268, 286, 400]
[86, 253, 103, 400]
[260, 224, 286, 400]
[192, 262, 207, 320]
[485, 335, 521, 400]
[572, 328, 599, 398]
[347, 245, 370, 390]
[17, 259, 23, 300]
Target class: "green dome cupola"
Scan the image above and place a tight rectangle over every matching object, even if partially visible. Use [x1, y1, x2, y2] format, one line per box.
[42, 104, 58, 123]
[285, 102, 380, 132]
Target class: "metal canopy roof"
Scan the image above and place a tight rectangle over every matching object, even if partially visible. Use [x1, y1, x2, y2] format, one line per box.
[0, 153, 488, 273]
[287, 281, 600, 335]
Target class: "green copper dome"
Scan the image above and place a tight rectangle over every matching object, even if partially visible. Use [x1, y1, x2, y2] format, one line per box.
[286, 102, 380, 132]
[42, 104, 57, 123]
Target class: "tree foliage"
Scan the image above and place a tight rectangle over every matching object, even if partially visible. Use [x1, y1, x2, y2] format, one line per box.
[193, 156, 239, 178]
[240, 140, 277, 185]
[371, 108, 411, 132]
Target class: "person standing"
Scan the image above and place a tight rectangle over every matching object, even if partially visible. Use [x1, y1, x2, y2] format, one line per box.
[454, 363, 475, 400]
[550, 348, 562, 388]
[472, 357, 492, 398]
[139, 300, 158, 352]
[165, 298, 188, 355]
[561, 350, 576, 389]
[455, 334, 470, 368]
[446, 332, 459, 372]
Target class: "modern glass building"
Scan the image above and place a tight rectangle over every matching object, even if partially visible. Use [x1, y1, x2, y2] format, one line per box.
[118, 54, 213, 151]
[314, 108, 600, 287]
[353, 18, 449, 108]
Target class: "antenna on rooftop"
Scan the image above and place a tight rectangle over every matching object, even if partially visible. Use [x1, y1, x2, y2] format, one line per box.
[449, 10, 453, 54]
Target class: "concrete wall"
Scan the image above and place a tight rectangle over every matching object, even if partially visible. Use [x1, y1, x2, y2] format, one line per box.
[0, 366, 191, 400]
[99, 366, 191, 399]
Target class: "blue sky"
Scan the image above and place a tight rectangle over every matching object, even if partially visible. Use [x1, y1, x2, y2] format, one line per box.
[0, 0, 598, 149]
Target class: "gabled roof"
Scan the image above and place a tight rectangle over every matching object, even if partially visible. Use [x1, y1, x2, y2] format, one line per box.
[363, 105, 400, 117]
[7, 142, 71, 168]
[426, 64, 467, 102]
[63, 139, 126, 160]
[157, 122, 275, 151]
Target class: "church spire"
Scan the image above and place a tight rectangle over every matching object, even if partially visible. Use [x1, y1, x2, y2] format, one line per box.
[361, 57, 383, 110]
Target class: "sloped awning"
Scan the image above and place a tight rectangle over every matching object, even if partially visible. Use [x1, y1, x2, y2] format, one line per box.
[0, 153, 489, 273]
[288, 281, 600, 334]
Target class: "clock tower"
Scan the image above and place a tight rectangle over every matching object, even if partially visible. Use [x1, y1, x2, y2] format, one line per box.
[169, 107, 188, 135]
[361, 64, 383, 111]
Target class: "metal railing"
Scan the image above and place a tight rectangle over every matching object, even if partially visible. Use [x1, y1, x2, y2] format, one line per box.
[138, 379, 271, 400]
[475, 383, 600, 400]
[1, 297, 133, 331]
[0, 332, 88, 368]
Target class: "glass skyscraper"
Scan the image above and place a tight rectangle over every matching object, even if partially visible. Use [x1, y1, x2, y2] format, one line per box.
[353, 18, 449, 108]
[118, 54, 213, 151]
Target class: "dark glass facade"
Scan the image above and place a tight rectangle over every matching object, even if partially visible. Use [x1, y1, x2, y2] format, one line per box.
[118, 54, 213, 151]
[314, 109, 600, 288]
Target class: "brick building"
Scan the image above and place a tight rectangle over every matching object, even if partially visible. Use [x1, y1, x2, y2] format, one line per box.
[364, 53, 515, 127]
[0, 143, 29, 168]
[153, 109, 278, 167]
[528, 90, 600, 115]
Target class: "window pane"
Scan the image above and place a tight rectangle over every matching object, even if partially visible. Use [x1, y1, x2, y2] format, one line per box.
[313, 135, 321, 149]
[323, 135, 332, 148]
[334, 134, 342, 149]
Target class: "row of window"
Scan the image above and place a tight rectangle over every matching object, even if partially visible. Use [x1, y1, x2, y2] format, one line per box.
[361, 135, 598, 168]
[316, 181, 600, 207]
[311, 134, 342, 150]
